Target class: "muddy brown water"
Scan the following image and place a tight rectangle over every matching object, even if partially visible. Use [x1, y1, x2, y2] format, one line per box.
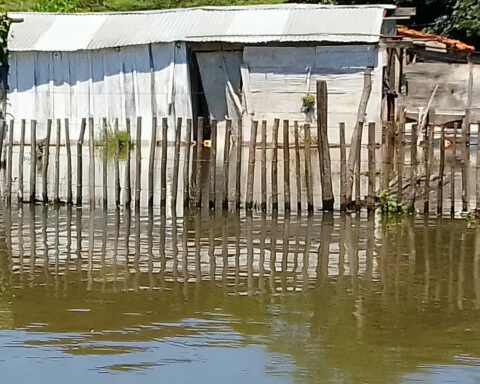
[1, 206, 480, 383]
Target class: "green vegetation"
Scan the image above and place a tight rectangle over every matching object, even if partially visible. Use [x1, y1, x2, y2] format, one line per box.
[98, 128, 130, 158]
[301, 94, 315, 114]
[378, 191, 408, 217]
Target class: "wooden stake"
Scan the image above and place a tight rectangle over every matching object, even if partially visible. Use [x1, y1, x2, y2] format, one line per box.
[76, 118, 86, 206]
[246, 120, 258, 211]
[294, 121, 302, 212]
[54, 119, 61, 205]
[340, 122, 347, 211]
[316, 80, 334, 211]
[476, 120, 480, 212]
[30, 120, 38, 203]
[354, 124, 362, 211]
[304, 124, 314, 213]
[261, 120, 267, 212]
[451, 123, 457, 216]
[148, 116, 157, 210]
[283, 120, 291, 212]
[114, 118, 120, 207]
[209, 119, 217, 210]
[88, 117, 95, 209]
[461, 119, 468, 212]
[396, 122, 404, 203]
[438, 125, 445, 215]
[409, 122, 418, 212]
[367, 122, 375, 211]
[65, 118, 72, 205]
[194, 117, 203, 209]
[134, 116, 142, 209]
[124, 117, 132, 208]
[172, 117, 182, 211]
[101, 118, 108, 209]
[222, 119, 232, 210]
[272, 118, 279, 212]
[424, 124, 432, 214]
[5, 120, 14, 205]
[234, 119, 242, 210]
[41, 119, 52, 204]
[0, 120, 5, 166]
[18, 119, 26, 203]
[184, 119, 193, 208]
[161, 117, 168, 209]
[346, 69, 372, 206]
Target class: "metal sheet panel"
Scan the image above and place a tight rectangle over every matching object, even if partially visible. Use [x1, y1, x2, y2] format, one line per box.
[8, 4, 393, 51]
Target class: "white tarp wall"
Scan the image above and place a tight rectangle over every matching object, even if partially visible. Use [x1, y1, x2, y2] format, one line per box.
[242, 45, 384, 144]
[7, 42, 192, 143]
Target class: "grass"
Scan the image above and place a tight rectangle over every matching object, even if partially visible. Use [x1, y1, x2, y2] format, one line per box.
[98, 128, 130, 159]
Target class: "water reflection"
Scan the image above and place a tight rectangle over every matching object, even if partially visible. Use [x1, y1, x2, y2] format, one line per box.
[0, 208, 480, 383]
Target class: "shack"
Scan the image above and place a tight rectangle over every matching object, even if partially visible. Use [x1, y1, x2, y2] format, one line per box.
[6, 4, 397, 143]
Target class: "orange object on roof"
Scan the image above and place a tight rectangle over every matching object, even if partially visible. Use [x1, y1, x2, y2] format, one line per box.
[397, 25, 475, 52]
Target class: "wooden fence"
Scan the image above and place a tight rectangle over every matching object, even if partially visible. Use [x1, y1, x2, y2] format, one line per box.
[0, 116, 478, 216]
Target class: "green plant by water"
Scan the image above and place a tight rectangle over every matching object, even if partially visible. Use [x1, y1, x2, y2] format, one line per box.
[98, 128, 130, 159]
[301, 94, 315, 113]
[378, 191, 408, 217]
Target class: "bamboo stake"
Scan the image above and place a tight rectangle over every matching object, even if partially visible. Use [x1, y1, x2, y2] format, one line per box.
[18, 119, 26, 203]
[261, 120, 267, 212]
[54, 119, 61, 205]
[114, 118, 120, 207]
[304, 124, 314, 213]
[294, 121, 302, 212]
[99, 118, 106, 209]
[30, 120, 38, 203]
[161, 117, 168, 209]
[346, 69, 372, 207]
[272, 118, 279, 212]
[184, 119, 193, 208]
[235, 119, 242, 210]
[124, 117, 132, 208]
[209, 119, 217, 210]
[246, 120, 258, 211]
[316, 80, 334, 211]
[134, 116, 142, 209]
[5, 120, 14, 205]
[222, 119, 232, 210]
[65, 118, 72, 205]
[172, 117, 182, 211]
[409, 122, 418, 212]
[195, 117, 203, 209]
[148, 116, 157, 210]
[367, 122, 375, 211]
[76, 119, 86, 206]
[88, 117, 95, 209]
[42, 119, 52, 204]
[451, 123, 457, 216]
[283, 120, 291, 212]
[438, 125, 445, 215]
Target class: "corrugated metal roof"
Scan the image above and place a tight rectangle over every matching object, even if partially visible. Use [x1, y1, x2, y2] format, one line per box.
[7, 4, 395, 51]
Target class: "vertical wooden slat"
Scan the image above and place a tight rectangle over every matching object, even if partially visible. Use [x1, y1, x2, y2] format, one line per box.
[5, 120, 14, 205]
[194, 117, 204, 209]
[222, 119, 232, 210]
[354, 124, 362, 211]
[161, 117, 168, 209]
[283, 119, 291, 212]
[272, 118, 279, 212]
[65, 118, 72, 205]
[340, 122, 347, 211]
[54, 119, 61, 205]
[261, 120, 267, 212]
[451, 123, 457, 216]
[76, 118, 86, 206]
[304, 124, 314, 213]
[461, 119, 468, 212]
[134, 116, 142, 209]
[172, 117, 182, 211]
[124, 117, 132, 208]
[235, 119, 242, 210]
[42, 119, 52, 204]
[438, 125, 445, 215]
[148, 116, 157, 210]
[30, 120, 38, 203]
[424, 124, 433, 215]
[396, 122, 404, 203]
[114, 118, 120, 207]
[88, 117, 95, 209]
[409, 122, 418, 212]
[246, 120, 258, 211]
[294, 121, 302, 212]
[183, 118, 192, 208]
[367, 122, 375, 211]
[209, 119, 217, 210]
[101, 118, 108, 209]
[18, 119, 26, 203]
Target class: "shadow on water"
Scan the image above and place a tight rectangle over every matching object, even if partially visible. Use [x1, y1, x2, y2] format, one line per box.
[1, 207, 480, 383]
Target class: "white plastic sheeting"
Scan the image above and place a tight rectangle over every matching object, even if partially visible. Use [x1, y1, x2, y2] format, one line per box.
[241, 45, 384, 144]
[7, 42, 192, 142]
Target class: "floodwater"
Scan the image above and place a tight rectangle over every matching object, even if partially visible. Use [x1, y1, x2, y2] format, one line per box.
[1, 207, 480, 383]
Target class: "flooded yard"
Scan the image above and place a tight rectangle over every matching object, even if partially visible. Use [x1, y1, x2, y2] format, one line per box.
[1, 207, 480, 383]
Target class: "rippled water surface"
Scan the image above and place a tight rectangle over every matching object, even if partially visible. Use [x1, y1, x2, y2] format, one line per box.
[1, 206, 480, 383]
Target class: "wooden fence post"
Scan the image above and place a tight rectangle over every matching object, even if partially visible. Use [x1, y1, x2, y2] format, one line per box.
[42, 119, 52, 204]
[316, 80, 334, 211]
[451, 123, 457, 216]
[134, 116, 142, 209]
[54, 119, 61, 205]
[5, 120, 14, 205]
[367, 122, 375, 211]
[195, 117, 203, 209]
[438, 125, 445, 215]
[461, 119, 468, 212]
[102, 118, 108, 209]
[409, 122, 418, 212]
[209, 119, 217, 210]
[340, 122, 347, 211]
[30, 119, 37, 203]
[124, 117, 132, 208]
[272, 118, 279, 212]
[294, 121, 302, 212]
[114, 118, 120, 207]
[184, 119, 192, 208]
[304, 124, 314, 213]
[235, 119, 242, 210]
[161, 117, 168, 209]
[246, 120, 258, 211]
[172, 117, 182, 211]
[148, 116, 157, 210]
[261, 120, 267, 212]
[88, 117, 95, 209]
[18, 119, 26, 203]
[283, 120, 291, 212]
[65, 118, 72, 205]
[0, 120, 5, 166]
[222, 119, 232, 210]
